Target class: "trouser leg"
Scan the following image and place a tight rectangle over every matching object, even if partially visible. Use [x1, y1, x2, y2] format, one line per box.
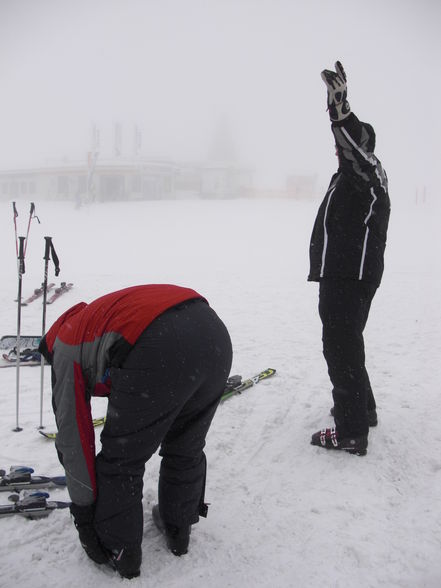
[94, 300, 232, 550]
[158, 374, 227, 527]
[157, 301, 232, 527]
[319, 279, 377, 437]
[94, 364, 178, 550]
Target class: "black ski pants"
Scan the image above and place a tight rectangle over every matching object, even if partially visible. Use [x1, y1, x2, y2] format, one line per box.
[319, 278, 377, 437]
[93, 299, 232, 551]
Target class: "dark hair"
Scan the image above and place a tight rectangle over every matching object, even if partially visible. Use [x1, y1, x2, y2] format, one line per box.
[361, 122, 376, 152]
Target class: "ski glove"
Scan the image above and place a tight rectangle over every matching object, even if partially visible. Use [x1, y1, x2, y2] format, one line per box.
[321, 60, 351, 121]
[70, 503, 110, 565]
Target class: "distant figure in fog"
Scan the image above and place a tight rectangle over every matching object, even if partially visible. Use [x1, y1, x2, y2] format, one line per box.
[308, 61, 391, 456]
[39, 284, 232, 579]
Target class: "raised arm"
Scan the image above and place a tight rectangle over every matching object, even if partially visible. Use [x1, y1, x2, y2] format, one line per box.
[321, 61, 387, 191]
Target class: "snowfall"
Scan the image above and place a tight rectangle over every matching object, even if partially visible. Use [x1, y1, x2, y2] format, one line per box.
[0, 193, 439, 588]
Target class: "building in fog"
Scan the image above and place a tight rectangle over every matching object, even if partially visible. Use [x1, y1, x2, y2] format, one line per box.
[0, 156, 255, 202]
[0, 122, 317, 202]
[0, 121, 254, 202]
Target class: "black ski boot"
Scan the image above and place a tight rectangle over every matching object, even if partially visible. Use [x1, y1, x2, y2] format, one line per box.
[311, 427, 368, 456]
[111, 545, 142, 579]
[152, 505, 191, 556]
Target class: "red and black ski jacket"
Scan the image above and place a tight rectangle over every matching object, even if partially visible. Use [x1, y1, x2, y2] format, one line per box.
[308, 113, 391, 285]
[39, 284, 206, 506]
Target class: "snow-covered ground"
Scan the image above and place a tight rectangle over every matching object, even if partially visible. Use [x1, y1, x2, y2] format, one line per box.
[0, 195, 440, 588]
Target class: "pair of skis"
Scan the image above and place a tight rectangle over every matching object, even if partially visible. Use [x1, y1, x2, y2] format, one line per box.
[1, 335, 44, 368]
[0, 466, 69, 519]
[19, 282, 73, 306]
[2, 347, 43, 367]
[21, 283, 55, 305]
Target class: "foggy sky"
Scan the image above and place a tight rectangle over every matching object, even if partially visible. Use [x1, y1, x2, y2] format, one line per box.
[0, 0, 440, 196]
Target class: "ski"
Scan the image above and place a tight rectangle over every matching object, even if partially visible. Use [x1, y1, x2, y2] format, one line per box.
[39, 416, 107, 440]
[0, 467, 66, 492]
[0, 495, 70, 519]
[0, 348, 44, 368]
[220, 368, 276, 402]
[2, 348, 42, 363]
[21, 283, 55, 305]
[37, 371, 276, 439]
[46, 282, 74, 305]
[0, 335, 41, 351]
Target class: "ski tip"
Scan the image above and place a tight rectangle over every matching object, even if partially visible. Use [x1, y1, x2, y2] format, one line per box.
[39, 430, 56, 439]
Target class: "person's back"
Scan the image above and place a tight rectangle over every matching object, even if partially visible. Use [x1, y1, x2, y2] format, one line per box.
[309, 105, 390, 285]
[43, 284, 204, 397]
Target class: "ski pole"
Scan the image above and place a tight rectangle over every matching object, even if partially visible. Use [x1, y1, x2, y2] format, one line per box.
[39, 237, 60, 430]
[24, 202, 40, 257]
[14, 236, 26, 432]
[12, 202, 19, 258]
[12, 204, 40, 431]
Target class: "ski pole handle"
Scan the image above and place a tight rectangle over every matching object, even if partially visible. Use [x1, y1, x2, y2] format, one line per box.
[43, 236, 52, 261]
[23, 202, 40, 257]
[18, 236, 26, 275]
[43, 236, 60, 276]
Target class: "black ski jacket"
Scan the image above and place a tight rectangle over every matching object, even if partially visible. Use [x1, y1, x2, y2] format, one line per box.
[308, 113, 390, 285]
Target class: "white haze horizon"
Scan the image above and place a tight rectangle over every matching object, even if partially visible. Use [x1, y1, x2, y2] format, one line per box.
[0, 0, 440, 199]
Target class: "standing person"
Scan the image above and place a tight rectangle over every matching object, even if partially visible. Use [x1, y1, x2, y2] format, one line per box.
[39, 284, 232, 579]
[308, 61, 390, 456]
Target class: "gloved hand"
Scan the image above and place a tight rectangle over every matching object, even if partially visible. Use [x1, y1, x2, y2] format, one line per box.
[321, 60, 351, 121]
[70, 503, 110, 564]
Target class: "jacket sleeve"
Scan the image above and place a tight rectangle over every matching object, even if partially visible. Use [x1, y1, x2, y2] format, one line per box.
[332, 113, 388, 193]
[52, 350, 97, 506]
